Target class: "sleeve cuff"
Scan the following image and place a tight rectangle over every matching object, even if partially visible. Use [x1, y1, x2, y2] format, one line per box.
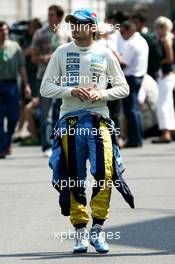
[63, 87, 74, 97]
[100, 90, 108, 101]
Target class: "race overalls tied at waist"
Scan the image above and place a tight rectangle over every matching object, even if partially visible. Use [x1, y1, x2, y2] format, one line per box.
[49, 109, 135, 217]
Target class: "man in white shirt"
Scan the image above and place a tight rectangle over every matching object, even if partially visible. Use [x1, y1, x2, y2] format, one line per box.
[32, 5, 69, 156]
[120, 20, 149, 147]
[41, 8, 130, 254]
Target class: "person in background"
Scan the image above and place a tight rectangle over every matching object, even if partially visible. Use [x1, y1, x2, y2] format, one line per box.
[152, 16, 175, 143]
[120, 20, 149, 148]
[96, 22, 118, 55]
[31, 5, 69, 157]
[132, 12, 148, 34]
[108, 11, 129, 56]
[96, 22, 122, 129]
[137, 74, 159, 137]
[132, 12, 163, 80]
[0, 21, 31, 159]
[14, 18, 42, 144]
[107, 12, 130, 147]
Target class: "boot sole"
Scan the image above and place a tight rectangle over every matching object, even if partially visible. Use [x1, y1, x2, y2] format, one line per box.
[73, 248, 88, 253]
[90, 241, 109, 253]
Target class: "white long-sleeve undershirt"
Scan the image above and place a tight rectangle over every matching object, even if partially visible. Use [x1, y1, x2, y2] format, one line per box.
[40, 41, 129, 118]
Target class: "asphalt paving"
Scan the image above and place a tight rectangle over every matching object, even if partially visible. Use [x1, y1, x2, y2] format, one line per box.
[0, 141, 175, 264]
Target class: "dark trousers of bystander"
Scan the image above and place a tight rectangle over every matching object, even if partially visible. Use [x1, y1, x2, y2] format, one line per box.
[37, 79, 62, 152]
[122, 76, 143, 146]
[0, 81, 19, 155]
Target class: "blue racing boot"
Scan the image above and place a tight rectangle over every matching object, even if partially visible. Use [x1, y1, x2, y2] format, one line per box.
[73, 227, 89, 253]
[90, 224, 109, 253]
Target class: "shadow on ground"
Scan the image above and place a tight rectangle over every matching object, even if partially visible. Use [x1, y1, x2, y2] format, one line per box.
[0, 216, 174, 260]
[106, 215, 175, 253]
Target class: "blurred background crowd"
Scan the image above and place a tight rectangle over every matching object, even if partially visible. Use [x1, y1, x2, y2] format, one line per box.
[0, 0, 175, 158]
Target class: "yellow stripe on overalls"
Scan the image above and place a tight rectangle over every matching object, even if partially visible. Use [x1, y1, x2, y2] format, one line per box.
[90, 121, 113, 220]
[62, 131, 89, 225]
